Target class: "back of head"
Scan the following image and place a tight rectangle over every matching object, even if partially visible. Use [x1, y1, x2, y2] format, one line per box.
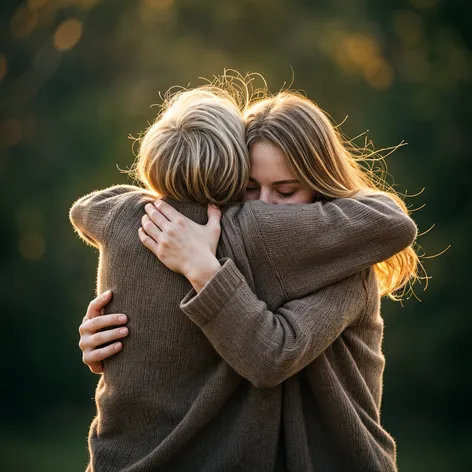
[136, 87, 249, 205]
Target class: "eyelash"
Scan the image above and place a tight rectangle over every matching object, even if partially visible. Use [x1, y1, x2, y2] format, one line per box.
[278, 192, 296, 199]
[245, 188, 297, 199]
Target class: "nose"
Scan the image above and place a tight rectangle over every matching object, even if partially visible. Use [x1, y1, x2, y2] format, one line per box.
[259, 188, 272, 204]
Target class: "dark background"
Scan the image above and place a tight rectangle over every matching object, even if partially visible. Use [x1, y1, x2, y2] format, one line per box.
[0, 0, 470, 471]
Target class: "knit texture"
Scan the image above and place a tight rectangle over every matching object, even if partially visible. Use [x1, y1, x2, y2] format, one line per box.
[70, 185, 416, 472]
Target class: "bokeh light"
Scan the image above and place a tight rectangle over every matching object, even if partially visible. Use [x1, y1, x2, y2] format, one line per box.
[363, 57, 394, 90]
[138, 0, 175, 24]
[53, 18, 83, 51]
[10, 6, 38, 39]
[331, 33, 394, 89]
[18, 232, 45, 260]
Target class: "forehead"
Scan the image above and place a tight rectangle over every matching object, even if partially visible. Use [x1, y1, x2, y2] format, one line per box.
[249, 141, 295, 182]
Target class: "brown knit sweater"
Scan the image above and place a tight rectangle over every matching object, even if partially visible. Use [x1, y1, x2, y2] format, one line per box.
[70, 185, 416, 472]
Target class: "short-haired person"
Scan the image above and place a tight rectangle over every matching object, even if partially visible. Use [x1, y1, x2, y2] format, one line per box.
[72, 83, 418, 471]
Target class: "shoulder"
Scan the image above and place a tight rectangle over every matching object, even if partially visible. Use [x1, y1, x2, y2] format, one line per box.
[103, 184, 156, 210]
[69, 184, 157, 246]
[71, 184, 155, 212]
[76, 184, 154, 203]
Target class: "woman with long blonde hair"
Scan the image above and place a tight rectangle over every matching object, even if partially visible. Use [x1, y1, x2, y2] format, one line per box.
[242, 90, 417, 299]
[76, 80, 418, 471]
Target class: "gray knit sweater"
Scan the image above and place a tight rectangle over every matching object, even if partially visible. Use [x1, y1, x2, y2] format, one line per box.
[70, 185, 416, 472]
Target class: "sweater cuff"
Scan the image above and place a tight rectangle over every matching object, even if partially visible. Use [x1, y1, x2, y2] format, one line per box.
[180, 258, 245, 326]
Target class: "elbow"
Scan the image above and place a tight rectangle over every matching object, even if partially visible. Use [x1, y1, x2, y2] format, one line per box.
[367, 193, 417, 253]
[243, 346, 306, 388]
[391, 214, 417, 252]
[405, 216, 418, 246]
[250, 377, 282, 389]
[246, 365, 289, 389]
[377, 195, 417, 251]
[69, 205, 79, 228]
[69, 201, 85, 232]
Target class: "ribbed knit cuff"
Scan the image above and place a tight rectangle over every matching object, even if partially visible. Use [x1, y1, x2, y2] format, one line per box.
[180, 258, 245, 326]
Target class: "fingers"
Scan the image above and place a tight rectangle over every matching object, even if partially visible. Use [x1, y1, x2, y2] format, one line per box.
[79, 316, 128, 374]
[139, 227, 160, 256]
[207, 204, 222, 231]
[86, 291, 112, 320]
[83, 342, 123, 373]
[79, 313, 127, 336]
[145, 203, 169, 229]
[89, 362, 104, 374]
[88, 326, 128, 349]
[153, 199, 183, 221]
[142, 213, 163, 242]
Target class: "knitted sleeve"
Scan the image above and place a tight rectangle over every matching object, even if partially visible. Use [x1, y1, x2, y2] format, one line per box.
[181, 259, 370, 388]
[239, 192, 417, 300]
[69, 185, 140, 247]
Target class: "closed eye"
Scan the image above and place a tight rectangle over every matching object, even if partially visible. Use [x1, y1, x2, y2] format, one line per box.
[277, 191, 297, 198]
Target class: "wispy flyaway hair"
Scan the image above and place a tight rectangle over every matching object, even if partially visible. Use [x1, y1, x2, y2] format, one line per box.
[243, 90, 419, 300]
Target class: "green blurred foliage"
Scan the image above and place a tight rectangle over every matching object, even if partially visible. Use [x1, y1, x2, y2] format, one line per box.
[0, 0, 470, 470]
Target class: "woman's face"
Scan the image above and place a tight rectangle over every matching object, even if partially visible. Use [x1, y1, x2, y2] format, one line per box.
[243, 141, 314, 204]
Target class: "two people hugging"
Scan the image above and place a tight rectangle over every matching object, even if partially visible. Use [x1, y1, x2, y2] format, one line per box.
[70, 76, 419, 472]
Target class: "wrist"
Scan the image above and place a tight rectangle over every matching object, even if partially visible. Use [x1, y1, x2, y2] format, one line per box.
[186, 256, 221, 293]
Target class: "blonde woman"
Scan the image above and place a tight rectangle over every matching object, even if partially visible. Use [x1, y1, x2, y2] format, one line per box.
[74, 87, 417, 471]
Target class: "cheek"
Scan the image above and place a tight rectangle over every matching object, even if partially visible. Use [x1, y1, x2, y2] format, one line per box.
[295, 189, 316, 204]
[243, 191, 258, 202]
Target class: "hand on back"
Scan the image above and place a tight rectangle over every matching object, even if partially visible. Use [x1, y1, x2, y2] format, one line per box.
[78, 199, 223, 371]
[139, 199, 221, 277]
[78, 291, 128, 373]
[139, 199, 222, 291]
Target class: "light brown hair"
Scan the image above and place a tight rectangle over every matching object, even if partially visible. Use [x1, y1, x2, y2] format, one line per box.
[135, 87, 249, 205]
[243, 91, 419, 300]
